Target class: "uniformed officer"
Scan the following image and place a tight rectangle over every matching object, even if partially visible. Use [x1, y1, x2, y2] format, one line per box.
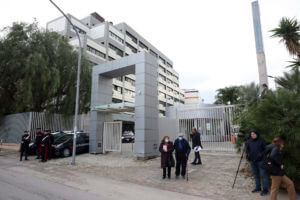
[41, 130, 51, 162]
[35, 128, 44, 159]
[20, 131, 31, 161]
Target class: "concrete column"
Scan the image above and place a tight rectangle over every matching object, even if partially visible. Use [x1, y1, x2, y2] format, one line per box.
[90, 72, 113, 153]
[134, 61, 159, 158]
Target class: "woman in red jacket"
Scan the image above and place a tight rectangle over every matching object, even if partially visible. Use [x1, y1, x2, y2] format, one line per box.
[159, 136, 174, 179]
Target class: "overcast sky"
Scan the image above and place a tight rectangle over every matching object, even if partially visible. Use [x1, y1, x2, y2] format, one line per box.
[1, 0, 299, 103]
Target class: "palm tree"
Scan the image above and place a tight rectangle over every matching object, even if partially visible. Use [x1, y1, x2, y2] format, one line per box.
[214, 86, 241, 105]
[270, 17, 300, 57]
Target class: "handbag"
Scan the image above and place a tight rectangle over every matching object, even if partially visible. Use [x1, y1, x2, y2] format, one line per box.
[168, 153, 175, 167]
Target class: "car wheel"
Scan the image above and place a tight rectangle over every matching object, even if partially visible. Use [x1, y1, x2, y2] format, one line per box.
[63, 148, 71, 157]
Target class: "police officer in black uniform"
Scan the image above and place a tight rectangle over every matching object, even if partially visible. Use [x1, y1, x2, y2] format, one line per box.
[20, 131, 31, 161]
[35, 128, 44, 159]
[41, 130, 51, 162]
[190, 127, 203, 165]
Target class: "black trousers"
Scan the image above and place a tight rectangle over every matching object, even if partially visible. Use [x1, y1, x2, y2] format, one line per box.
[193, 151, 202, 164]
[20, 146, 28, 161]
[163, 167, 171, 177]
[175, 153, 187, 176]
[41, 145, 48, 162]
[36, 144, 41, 158]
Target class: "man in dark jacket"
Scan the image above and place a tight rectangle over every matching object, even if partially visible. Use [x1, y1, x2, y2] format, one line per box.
[41, 130, 51, 162]
[190, 128, 203, 165]
[246, 129, 269, 196]
[174, 133, 191, 178]
[20, 131, 31, 161]
[35, 128, 43, 159]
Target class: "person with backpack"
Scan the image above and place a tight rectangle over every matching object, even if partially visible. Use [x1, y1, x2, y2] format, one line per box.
[159, 136, 174, 179]
[174, 133, 191, 179]
[265, 136, 297, 200]
[246, 129, 269, 196]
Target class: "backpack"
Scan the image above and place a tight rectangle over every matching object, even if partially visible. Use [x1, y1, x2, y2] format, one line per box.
[262, 147, 276, 174]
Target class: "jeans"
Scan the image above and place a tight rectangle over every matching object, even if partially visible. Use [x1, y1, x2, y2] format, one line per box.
[250, 161, 269, 191]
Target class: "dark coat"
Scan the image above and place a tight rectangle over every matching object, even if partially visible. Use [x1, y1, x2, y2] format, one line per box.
[246, 136, 267, 162]
[174, 138, 191, 156]
[159, 141, 174, 168]
[20, 133, 30, 151]
[265, 144, 284, 176]
[190, 131, 203, 149]
[35, 131, 44, 145]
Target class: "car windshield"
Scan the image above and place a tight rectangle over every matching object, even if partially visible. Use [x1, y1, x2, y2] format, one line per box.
[55, 135, 73, 144]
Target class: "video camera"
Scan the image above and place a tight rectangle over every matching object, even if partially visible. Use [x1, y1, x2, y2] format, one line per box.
[236, 130, 250, 141]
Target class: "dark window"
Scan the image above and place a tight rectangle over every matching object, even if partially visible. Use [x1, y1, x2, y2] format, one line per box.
[87, 45, 106, 59]
[112, 98, 122, 103]
[125, 42, 137, 53]
[108, 56, 115, 61]
[166, 62, 173, 68]
[139, 41, 148, 50]
[109, 43, 123, 57]
[150, 49, 158, 58]
[159, 56, 166, 64]
[126, 31, 137, 43]
[109, 31, 124, 44]
[125, 77, 135, 86]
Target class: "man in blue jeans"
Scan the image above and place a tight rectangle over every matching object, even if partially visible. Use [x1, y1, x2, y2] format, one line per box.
[246, 129, 269, 196]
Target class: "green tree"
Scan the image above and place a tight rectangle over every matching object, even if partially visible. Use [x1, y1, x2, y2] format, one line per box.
[0, 21, 92, 116]
[270, 17, 300, 57]
[214, 86, 241, 105]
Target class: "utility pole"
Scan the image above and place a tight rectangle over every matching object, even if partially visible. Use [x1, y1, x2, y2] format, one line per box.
[49, 0, 82, 165]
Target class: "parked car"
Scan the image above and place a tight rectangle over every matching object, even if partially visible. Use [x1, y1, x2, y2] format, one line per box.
[28, 131, 67, 155]
[121, 131, 135, 143]
[53, 132, 89, 157]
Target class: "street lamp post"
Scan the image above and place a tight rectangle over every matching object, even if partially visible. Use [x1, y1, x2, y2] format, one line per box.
[49, 0, 82, 165]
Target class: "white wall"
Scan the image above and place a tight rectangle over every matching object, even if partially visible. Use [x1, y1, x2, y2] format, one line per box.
[90, 24, 105, 39]
[47, 17, 66, 32]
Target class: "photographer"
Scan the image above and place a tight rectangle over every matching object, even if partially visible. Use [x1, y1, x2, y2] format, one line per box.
[246, 129, 269, 196]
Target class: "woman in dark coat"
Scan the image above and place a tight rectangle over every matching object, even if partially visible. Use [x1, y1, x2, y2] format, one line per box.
[159, 136, 174, 179]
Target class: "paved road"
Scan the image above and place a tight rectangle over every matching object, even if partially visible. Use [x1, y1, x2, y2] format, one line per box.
[0, 158, 111, 200]
[0, 155, 209, 200]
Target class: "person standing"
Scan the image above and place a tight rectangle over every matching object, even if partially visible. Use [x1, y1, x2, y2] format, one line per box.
[190, 127, 203, 165]
[173, 133, 191, 179]
[267, 136, 297, 200]
[20, 131, 30, 161]
[246, 129, 269, 196]
[35, 128, 43, 159]
[159, 136, 174, 179]
[41, 130, 50, 162]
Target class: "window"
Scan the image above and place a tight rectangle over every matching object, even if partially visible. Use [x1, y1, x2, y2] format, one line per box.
[166, 71, 172, 76]
[125, 42, 137, 53]
[116, 76, 123, 82]
[159, 91, 166, 98]
[125, 77, 135, 86]
[87, 45, 106, 59]
[166, 79, 172, 84]
[139, 41, 148, 50]
[159, 56, 166, 64]
[114, 85, 123, 94]
[112, 98, 122, 103]
[166, 62, 173, 68]
[150, 49, 158, 58]
[159, 65, 166, 73]
[108, 56, 115, 61]
[109, 43, 123, 57]
[159, 83, 166, 90]
[167, 87, 173, 92]
[159, 74, 166, 81]
[126, 31, 137, 43]
[109, 31, 124, 44]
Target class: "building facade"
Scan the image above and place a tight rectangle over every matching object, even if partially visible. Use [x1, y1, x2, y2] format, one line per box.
[47, 12, 184, 116]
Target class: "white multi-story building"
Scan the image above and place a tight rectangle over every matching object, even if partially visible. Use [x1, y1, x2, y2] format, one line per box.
[47, 12, 184, 116]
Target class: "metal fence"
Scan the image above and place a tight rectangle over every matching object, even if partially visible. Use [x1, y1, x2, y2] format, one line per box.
[0, 112, 90, 143]
[177, 105, 236, 151]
